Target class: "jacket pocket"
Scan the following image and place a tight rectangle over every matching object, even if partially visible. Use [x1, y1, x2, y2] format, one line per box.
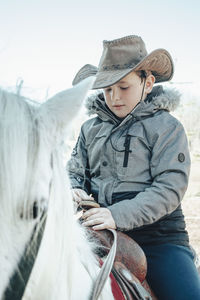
[86, 128, 108, 176]
[85, 123, 108, 148]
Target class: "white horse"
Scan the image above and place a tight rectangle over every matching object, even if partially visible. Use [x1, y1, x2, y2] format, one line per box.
[0, 78, 114, 300]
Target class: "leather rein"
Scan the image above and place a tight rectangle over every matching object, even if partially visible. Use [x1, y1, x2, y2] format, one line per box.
[90, 229, 117, 300]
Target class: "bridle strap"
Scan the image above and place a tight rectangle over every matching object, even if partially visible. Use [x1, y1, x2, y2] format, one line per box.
[90, 228, 117, 300]
[3, 218, 46, 300]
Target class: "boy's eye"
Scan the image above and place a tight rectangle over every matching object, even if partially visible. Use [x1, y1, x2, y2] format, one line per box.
[120, 87, 129, 90]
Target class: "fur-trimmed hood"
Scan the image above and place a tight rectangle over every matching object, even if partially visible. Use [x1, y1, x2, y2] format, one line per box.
[85, 85, 181, 122]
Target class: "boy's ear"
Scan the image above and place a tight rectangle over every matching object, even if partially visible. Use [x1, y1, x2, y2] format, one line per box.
[145, 75, 155, 94]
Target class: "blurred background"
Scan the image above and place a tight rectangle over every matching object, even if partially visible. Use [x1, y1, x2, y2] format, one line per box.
[0, 0, 200, 255]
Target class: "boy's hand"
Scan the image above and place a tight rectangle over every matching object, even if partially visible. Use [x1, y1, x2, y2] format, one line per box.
[82, 207, 116, 230]
[71, 188, 94, 204]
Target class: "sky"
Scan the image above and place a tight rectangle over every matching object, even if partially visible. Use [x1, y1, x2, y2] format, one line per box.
[0, 0, 200, 101]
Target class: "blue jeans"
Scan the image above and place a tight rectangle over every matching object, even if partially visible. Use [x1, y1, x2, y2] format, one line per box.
[142, 243, 200, 300]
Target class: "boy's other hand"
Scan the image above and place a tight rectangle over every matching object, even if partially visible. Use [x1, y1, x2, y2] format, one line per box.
[71, 188, 94, 204]
[82, 207, 116, 230]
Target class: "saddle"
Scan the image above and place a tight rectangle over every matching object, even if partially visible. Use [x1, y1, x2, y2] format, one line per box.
[78, 200, 157, 300]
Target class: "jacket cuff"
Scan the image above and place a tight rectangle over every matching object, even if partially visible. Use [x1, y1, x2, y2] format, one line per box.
[108, 205, 129, 232]
[68, 174, 89, 193]
[69, 174, 83, 186]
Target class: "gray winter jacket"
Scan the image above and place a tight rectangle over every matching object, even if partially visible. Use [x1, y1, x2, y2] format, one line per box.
[67, 85, 190, 246]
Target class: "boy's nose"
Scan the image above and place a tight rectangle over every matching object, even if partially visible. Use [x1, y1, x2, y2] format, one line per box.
[111, 89, 120, 102]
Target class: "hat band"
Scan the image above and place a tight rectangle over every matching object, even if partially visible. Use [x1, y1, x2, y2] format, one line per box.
[101, 59, 141, 71]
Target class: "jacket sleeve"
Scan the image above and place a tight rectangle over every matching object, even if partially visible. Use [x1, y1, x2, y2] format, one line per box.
[66, 126, 90, 193]
[108, 120, 191, 231]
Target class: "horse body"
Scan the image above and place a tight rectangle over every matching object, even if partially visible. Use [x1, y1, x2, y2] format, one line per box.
[0, 80, 114, 300]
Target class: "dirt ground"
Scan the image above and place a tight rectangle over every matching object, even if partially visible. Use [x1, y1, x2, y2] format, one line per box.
[182, 159, 200, 257]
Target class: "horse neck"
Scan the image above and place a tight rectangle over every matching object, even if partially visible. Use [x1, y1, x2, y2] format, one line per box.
[23, 155, 113, 299]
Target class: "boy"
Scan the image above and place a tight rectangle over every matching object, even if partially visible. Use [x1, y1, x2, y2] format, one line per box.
[67, 35, 200, 299]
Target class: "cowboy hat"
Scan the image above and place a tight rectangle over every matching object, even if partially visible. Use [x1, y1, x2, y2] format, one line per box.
[72, 35, 174, 89]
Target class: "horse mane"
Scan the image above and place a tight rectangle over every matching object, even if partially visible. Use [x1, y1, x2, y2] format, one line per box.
[0, 89, 39, 220]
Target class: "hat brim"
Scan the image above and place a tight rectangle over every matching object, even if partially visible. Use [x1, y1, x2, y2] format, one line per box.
[93, 48, 174, 89]
[72, 49, 174, 89]
[72, 64, 98, 86]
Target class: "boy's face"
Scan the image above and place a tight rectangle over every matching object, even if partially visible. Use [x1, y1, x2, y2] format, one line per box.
[104, 71, 154, 118]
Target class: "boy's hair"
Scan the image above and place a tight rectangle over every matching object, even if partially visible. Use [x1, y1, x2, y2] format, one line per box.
[136, 70, 152, 83]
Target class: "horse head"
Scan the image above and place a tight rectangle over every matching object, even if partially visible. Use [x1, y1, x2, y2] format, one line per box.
[0, 77, 103, 299]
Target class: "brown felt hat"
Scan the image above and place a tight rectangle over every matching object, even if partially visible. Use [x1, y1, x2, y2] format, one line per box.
[72, 35, 174, 89]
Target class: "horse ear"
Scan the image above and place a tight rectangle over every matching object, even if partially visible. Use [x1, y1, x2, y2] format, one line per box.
[39, 77, 95, 138]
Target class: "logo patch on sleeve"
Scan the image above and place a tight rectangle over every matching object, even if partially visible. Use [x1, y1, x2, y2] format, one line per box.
[178, 153, 185, 162]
